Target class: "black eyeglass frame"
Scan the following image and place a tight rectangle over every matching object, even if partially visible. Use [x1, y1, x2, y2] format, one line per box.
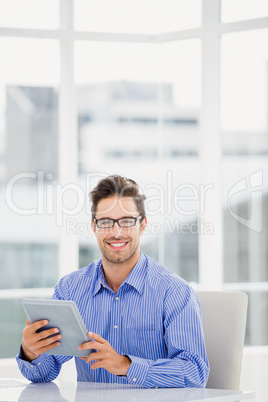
[94, 216, 142, 228]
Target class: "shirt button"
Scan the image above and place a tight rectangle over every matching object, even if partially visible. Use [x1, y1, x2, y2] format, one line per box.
[133, 378, 137, 382]
[37, 363, 41, 366]
[115, 297, 119, 301]
[114, 325, 118, 329]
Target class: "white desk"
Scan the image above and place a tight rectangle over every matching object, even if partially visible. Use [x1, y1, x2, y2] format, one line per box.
[0, 379, 255, 402]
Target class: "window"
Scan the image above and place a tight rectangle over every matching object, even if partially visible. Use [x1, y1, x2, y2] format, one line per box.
[0, 37, 60, 356]
[0, 0, 59, 29]
[74, 0, 201, 34]
[221, 28, 268, 345]
[221, 0, 268, 23]
[76, 39, 201, 281]
[0, 0, 267, 366]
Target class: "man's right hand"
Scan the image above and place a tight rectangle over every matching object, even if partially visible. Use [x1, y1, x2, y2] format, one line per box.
[21, 319, 62, 362]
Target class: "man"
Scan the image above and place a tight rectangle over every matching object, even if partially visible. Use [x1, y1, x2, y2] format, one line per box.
[17, 175, 209, 388]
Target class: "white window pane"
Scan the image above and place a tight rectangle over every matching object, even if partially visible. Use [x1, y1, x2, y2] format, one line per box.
[0, 244, 59, 289]
[0, 299, 26, 358]
[75, 40, 201, 283]
[221, 29, 268, 137]
[74, 0, 201, 34]
[0, 38, 60, 88]
[75, 41, 201, 105]
[0, 38, 59, 182]
[221, 28, 268, 346]
[0, 38, 60, 291]
[245, 292, 268, 346]
[0, 0, 59, 29]
[221, 0, 268, 23]
[223, 162, 268, 282]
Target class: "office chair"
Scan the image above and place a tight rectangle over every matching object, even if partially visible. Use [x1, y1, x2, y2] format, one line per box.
[196, 291, 248, 390]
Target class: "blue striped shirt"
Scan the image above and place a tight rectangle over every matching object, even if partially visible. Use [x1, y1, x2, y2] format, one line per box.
[16, 253, 209, 388]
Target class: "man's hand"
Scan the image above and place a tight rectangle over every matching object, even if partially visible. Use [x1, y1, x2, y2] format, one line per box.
[79, 331, 131, 376]
[21, 319, 62, 362]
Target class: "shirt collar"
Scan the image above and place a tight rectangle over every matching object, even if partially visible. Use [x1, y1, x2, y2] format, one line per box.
[92, 252, 148, 297]
[92, 259, 106, 297]
[122, 252, 147, 294]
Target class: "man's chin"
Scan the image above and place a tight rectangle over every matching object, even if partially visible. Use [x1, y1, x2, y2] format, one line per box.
[101, 243, 139, 266]
[103, 249, 135, 265]
[104, 254, 129, 265]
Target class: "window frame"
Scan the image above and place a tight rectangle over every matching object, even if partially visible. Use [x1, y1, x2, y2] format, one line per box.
[0, 0, 268, 348]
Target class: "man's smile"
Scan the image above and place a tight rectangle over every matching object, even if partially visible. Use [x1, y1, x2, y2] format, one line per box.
[106, 241, 129, 251]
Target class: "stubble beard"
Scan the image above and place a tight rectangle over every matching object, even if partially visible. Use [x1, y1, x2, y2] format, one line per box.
[101, 239, 139, 266]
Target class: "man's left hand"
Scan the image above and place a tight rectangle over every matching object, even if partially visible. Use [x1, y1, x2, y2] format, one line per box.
[79, 331, 131, 376]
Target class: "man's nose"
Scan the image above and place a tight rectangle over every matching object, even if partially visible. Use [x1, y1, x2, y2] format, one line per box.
[110, 221, 123, 237]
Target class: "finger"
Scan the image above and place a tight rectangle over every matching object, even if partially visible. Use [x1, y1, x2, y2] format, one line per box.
[79, 354, 104, 366]
[88, 331, 106, 343]
[79, 340, 104, 351]
[90, 361, 105, 370]
[31, 320, 49, 332]
[85, 352, 105, 364]
[23, 320, 49, 339]
[36, 327, 60, 341]
[37, 333, 62, 349]
[25, 332, 62, 357]
[36, 339, 62, 355]
[24, 319, 48, 333]
[28, 332, 62, 352]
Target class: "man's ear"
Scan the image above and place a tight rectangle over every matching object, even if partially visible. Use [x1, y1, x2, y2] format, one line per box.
[91, 219, 96, 233]
[139, 217, 147, 236]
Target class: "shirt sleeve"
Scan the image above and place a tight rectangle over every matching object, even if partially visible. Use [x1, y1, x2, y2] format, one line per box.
[16, 276, 73, 383]
[126, 288, 210, 388]
[16, 346, 72, 383]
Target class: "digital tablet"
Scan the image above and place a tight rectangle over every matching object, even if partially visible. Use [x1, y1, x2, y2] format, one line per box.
[21, 298, 93, 357]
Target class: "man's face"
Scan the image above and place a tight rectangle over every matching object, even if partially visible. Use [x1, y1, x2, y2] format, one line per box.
[92, 196, 146, 266]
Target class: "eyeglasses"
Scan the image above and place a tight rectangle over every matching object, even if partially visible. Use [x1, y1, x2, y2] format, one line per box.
[94, 216, 142, 229]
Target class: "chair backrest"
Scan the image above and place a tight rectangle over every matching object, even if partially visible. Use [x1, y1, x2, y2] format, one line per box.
[196, 291, 248, 390]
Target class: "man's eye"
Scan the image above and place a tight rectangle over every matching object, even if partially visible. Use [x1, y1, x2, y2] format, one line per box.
[120, 219, 134, 225]
[100, 219, 112, 225]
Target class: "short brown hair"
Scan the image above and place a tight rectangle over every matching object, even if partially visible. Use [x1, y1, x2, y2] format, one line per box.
[89, 175, 146, 219]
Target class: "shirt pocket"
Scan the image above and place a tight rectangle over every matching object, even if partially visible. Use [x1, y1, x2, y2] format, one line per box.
[125, 328, 165, 360]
